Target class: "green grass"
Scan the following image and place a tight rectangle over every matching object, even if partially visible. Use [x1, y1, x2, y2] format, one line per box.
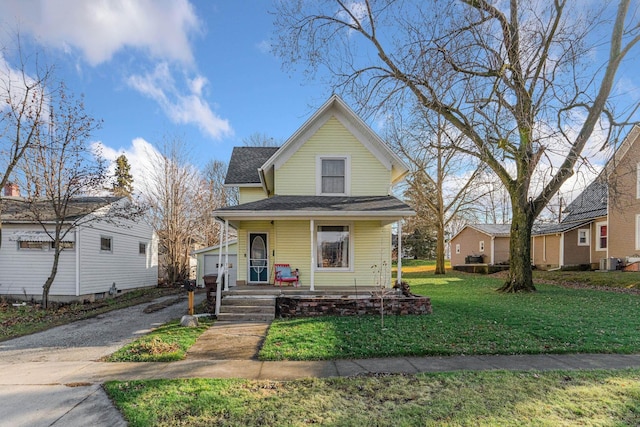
[534, 269, 640, 289]
[105, 317, 213, 362]
[0, 287, 184, 341]
[104, 369, 640, 427]
[260, 272, 640, 360]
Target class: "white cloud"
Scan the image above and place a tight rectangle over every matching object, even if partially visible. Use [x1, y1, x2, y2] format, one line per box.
[0, 0, 201, 66]
[127, 63, 233, 140]
[256, 40, 271, 54]
[93, 137, 161, 196]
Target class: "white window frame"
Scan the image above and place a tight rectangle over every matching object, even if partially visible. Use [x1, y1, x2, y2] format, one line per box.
[636, 215, 640, 251]
[315, 222, 354, 272]
[100, 236, 113, 253]
[316, 155, 351, 196]
[595, 222, 607, 251]
[479, 240, 485, 252]
[577, 229, 590, 246]
[455, 243, 460, 254]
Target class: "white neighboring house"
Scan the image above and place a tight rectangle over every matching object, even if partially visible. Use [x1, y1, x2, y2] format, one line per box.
[0, 195, 158, 302]
[192, 240, 238, 288]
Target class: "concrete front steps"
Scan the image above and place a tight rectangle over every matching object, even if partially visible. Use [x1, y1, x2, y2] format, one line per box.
[217, 295, 276, 322]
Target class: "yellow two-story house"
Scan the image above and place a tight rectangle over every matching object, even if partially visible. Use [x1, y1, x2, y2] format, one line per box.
[213, 95, 414, 289]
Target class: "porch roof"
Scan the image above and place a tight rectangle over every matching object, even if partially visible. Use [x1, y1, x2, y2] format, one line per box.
[214, 195, 414, 221]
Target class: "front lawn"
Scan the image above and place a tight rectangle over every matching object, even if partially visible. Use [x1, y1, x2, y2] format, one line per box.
[105, 369, 640, 427]
[260, 272, 640, 360]
[105, 317, 214, 362]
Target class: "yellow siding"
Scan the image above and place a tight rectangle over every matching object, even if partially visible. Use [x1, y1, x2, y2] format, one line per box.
[273, 220, 311, 283]
[239, 187, 267, 204]
[236, 221, 274, 284]
[275, 117, 391, 196]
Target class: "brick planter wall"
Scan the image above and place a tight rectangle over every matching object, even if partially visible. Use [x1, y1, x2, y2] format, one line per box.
[276, 296, 432, 318]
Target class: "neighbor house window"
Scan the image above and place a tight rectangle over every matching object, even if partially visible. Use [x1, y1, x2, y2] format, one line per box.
[18, 241, 48, 250]
[596, 222, 607, 251]
[100, 236, 113, 252]
[51, 241, 75, 250]
[316, 224, 351, 269]
[479, 241, 485, 252]
[317, 156, 350, 195]
[139, 242, 147, 255]
[455, 244, 460, 254]
[577, 229, 590, 246]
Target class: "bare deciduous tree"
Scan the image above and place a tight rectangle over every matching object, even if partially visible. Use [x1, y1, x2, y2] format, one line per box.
[197, 159, 237, 246]
[0, 42, 53, 247]
[141, 137, 203, 284]
[274, 0, 640, 291]
[19, 84, 142, 308]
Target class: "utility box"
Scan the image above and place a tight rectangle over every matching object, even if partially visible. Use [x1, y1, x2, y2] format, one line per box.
[599, 258, 619, 271]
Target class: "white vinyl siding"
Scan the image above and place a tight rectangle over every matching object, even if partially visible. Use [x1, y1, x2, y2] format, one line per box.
[0, 224, 77, 297]
[79, 217, 157, 295]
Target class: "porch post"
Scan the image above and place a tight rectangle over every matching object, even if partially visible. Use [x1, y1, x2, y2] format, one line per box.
[215, 220, 223, 316]
[310, 219, 315, 291]
[491, 236, 495, 265]
[224, 219, 229, 291]
[559, 233, 564, 268]
[397, 220, 402, 284]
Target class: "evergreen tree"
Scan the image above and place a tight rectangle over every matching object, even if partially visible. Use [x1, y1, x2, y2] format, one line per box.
[112, 154, 134, 197]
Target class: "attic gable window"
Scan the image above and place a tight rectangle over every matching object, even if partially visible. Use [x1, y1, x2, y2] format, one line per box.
[317, 156, 350, 195]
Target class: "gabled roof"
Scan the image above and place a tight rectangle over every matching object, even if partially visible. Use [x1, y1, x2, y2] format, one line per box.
[451, 224, 511, 241]
[192, 239, 239, 255]
[215, 195, 413, 218]
[224, 147, 280, 186]
[561, 179, 607, 224]
[1, 197, 122, 223]
[258, 95, 410, 194]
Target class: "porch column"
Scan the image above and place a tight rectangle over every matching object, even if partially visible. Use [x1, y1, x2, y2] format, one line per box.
[224, 219, 229, 291]
[559, 233, 564, 267]
[491, 236, 495, 265]
[397, 220, 402, 284]
[215, 220, 223, 316]
[310, 219, 315, 290]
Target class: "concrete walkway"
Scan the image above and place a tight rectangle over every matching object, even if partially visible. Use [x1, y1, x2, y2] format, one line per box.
[4, 297, 640, 426]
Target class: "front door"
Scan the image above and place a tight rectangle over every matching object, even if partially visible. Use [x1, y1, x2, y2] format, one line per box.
[248, 233, 269, 283]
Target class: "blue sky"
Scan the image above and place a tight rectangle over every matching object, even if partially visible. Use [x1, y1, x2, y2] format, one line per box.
[0, 0, 331, 181]
[0, 0, 638, 198]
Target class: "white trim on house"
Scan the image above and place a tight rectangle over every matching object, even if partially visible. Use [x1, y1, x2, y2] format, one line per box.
[577, 229, 590, 246]
[314, 221, 355, 273]
[595, 221, 608, 252]
[636, 214, 640, 251]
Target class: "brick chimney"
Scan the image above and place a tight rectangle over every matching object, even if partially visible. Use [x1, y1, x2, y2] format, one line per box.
[3, 182, 20, 197]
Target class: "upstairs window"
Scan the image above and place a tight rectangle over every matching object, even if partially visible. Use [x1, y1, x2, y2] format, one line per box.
[317, 156, 350, 195]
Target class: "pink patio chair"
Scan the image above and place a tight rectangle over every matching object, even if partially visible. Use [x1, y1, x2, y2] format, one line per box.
[274, 263, 299, 287]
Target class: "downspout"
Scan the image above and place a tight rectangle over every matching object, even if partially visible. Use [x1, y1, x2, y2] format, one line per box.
[310, 219, 315, 291]
[75, 228, 80, 297]
[397, 220, 402, 284]
[490, 235, 495, 265]
[559, 233, 565, 268]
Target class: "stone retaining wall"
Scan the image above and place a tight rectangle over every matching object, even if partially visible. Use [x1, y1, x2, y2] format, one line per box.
[276, 296, 432, 318]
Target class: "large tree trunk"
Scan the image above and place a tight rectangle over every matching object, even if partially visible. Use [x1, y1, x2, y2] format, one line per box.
[435, 224, 446, 275]
[499, 202, 536, 292]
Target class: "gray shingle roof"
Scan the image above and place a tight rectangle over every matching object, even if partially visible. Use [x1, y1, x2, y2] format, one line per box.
[1, 197, 121, 222]
[224, 147, 279, 185]
[561, 179, 607, 223]
[216, 195, 413, 214]
[469, 224, 512, 237]
[532, 220, 592, 235]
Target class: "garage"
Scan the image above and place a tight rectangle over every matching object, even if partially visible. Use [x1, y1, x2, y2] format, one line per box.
[193, 240, 238, 288]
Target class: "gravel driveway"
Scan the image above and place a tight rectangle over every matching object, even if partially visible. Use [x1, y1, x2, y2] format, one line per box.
[0, 293, 205, 363]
